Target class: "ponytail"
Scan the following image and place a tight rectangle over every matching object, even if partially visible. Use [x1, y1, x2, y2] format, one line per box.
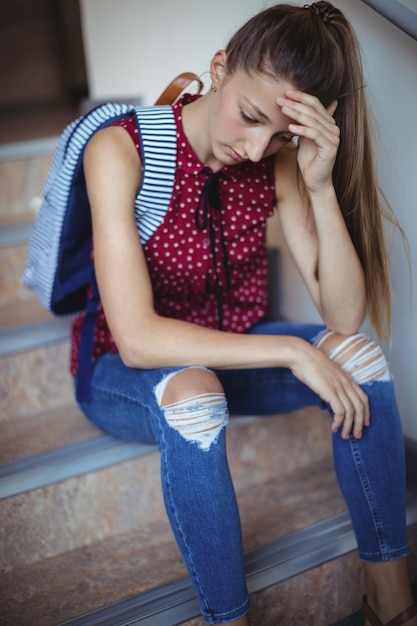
[225, 2, 402, 339]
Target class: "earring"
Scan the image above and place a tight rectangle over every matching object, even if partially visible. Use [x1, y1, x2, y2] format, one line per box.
[211, 84, 217, 93]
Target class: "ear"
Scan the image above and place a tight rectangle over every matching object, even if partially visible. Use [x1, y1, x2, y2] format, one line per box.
[210, 50, 227, 87]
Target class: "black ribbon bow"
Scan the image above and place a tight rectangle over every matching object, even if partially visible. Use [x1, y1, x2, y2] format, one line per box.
[195, 168, 231, 330]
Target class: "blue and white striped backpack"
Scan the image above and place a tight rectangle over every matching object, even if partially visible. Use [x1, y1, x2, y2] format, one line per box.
[22, 73, 203, 401]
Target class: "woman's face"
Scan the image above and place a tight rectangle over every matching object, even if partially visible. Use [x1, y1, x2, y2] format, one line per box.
[208, 69, 297, 168]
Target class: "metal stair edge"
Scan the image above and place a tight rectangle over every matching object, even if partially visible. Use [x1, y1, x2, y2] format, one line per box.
[0, 435, 157, 500]
[0, 413, 259, 501]
[0, 317, 73, 355]
[57, 493, 417, 626]
[0, 221, 34, 247]
[0, 136, 58, 162]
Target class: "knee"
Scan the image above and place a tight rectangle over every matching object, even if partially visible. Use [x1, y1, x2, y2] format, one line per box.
[314, 330, 391, 385]
[156, 367, 224, 407]
[154, 368, 228, 451]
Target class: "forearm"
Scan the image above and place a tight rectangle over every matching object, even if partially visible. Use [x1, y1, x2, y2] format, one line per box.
[118, 313, 301, 371]
[309, 185, 367, 333]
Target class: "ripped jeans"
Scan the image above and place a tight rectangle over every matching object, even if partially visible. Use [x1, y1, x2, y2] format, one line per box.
[78, 322, 408, 624]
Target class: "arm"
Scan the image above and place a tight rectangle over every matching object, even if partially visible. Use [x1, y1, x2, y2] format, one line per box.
[275, 91, 367, 335]
[84, 125, 300, 371]
[84, 125, 368, 437]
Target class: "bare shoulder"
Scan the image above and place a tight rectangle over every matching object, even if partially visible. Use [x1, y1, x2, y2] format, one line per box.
[85, 125, 141, 172]
[83, 126, 143, 229]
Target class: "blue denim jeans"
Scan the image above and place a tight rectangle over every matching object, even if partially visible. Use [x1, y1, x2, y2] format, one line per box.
[78, 321, 408, 624]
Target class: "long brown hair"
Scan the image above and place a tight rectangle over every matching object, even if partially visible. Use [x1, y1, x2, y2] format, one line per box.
[225, 1, 402, 339]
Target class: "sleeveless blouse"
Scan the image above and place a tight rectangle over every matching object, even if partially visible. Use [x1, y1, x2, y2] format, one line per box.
[70, 94, 276, 375]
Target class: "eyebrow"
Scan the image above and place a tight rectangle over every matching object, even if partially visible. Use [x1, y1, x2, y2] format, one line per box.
[243, 96, 271, 123]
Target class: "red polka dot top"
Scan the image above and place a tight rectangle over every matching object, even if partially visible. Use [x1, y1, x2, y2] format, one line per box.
[70, 94, 276, 375]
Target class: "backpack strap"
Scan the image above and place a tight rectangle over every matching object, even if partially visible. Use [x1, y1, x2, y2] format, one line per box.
[133, 106, 177, 243]
[154, 72, 203, 105]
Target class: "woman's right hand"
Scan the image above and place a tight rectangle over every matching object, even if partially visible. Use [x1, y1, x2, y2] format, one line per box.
[288, 337, 370, 440]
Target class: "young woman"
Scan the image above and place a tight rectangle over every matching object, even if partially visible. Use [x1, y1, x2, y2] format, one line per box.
[73, 2, 416, 624]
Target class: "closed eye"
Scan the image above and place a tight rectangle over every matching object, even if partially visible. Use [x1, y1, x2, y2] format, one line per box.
[240, 109, 258, 124]
[240, 110, 294, 143]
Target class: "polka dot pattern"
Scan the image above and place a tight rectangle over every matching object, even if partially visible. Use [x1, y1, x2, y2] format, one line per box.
[71, 95, 276, 375]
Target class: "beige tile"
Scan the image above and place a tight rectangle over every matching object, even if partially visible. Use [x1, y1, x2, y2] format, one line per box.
[0, 341, 74, 421]
[0, 243, 53, 328]
[0, 452, 342, 574]
[0, 156, 51, 222]
[182, 524, 417, 626]
[249, 551, 366, 625]
[0, 450, 166, 573]
[0, 404, 100, 463]
[227, 407, 332, 489]
[0, 521, 185, 626]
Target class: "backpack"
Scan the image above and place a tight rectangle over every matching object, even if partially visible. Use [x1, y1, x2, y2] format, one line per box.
[22, 73, 203, 402]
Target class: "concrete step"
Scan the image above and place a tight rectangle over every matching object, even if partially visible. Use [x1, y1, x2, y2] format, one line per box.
[0, 405, 333, 573]
[1, 338, 75, 424]
[1, 485, 416, 626]
[0, 239, 54, 330]
[0, 151, 52, 226]
[0, 403, 99, 465]
[0, 453, 352, 625]
[0, 142, 54, 332]
[1, 137, 416, 626]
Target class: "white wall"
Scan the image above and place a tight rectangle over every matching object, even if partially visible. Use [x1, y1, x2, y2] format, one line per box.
[80, 0, 417, 440]
[79, 0, 269, 104]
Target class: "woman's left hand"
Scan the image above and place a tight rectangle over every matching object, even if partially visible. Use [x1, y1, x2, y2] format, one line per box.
[277, 89, 340, 193]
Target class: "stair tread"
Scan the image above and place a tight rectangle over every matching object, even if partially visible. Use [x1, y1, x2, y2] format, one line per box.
[0, 404, 100, 464]
[0, 456, 345, 626]
[1, 408, 332, 573]
[0, 155, 50, 221]
[0, 241, 54, 330]
[0, 300, 54, 331]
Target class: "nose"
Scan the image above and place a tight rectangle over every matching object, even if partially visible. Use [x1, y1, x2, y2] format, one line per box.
[244, 131, 271, 163]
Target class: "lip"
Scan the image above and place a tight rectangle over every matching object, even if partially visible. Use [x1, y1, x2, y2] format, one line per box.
[229, 147, 245, 163]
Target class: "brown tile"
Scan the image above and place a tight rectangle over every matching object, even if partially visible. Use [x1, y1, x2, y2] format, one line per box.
[0, 404, 100, 463]
[0, 521, 185, 626]
[0, 341, 74, 421]
[0, 450, 166, 573]
[0, 156, 51, 222]
[0, 452, 342, 575]
[227, 407, 332, 490]
[0, 457, 343, 625]
[237, 458, 345, 554]
[0, 243, 53, 329]
[181, 524, 417, 625]
[249, 551, 365, 625]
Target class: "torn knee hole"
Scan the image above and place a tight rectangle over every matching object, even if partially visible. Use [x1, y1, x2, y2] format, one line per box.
[160, 393, 229, 451]
[155, 367, 222, 407]
[314, 331, 390, 384]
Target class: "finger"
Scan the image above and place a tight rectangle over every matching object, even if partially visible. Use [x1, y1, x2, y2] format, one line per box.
[288, 120, 339, 150]
[326, 99, 338, 117]
[280, 99, 336, 132]
[326, 373, 369, 439]
[283, 90, 337, 124]
[330, 391, 355, 439]
[281, 104, 340, 149]
[351, 389, 370, 438]
[336, 383, 370, 440]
